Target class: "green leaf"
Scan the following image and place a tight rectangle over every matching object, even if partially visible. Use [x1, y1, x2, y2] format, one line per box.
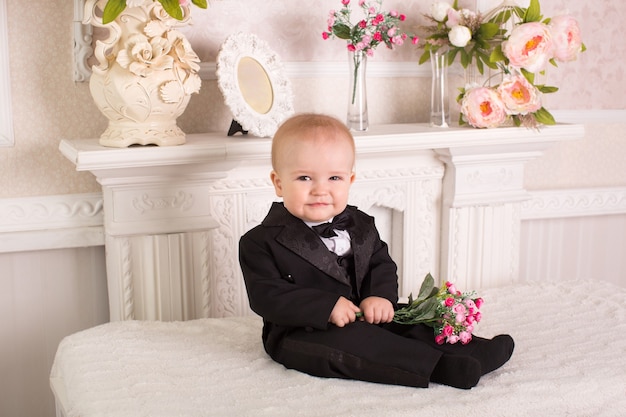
[192, 0, 208, 8]
[102, 0, 126, 24]
[538, 85, 559, 94]
[521, 68, 534, 84]
[534, 107, 556, 125]
[332, 23, 352, 40]
[490, 45, 506, 64]
[416, 273, 435, 301]
[478, 22, 500, 40]
[418, 50, 431, 65]
[524, 0, 542, 23]
[159, 0, 184, 20]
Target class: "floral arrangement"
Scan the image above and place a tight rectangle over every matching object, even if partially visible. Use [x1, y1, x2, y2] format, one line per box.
[323, 0, 415, 56]
[102, 0, 207, 24]
[323, 0, 416, 104]
[393, 273, 483, 345]
[418, 0, 585, 129]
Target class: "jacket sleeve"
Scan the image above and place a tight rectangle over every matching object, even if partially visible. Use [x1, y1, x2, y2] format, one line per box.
[239, 229, 340, 330]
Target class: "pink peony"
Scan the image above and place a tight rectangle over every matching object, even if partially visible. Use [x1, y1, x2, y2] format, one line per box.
[460, 87, 508, 128]
[550, 15, 583, 62]
[497, 74, 542, 115]
[503, 22, 553, 73]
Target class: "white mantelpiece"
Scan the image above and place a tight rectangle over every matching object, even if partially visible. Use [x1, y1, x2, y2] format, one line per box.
[60, 123, 584, 321]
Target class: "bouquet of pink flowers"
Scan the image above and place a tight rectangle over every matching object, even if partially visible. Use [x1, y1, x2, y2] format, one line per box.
[393, 273, 483, 345]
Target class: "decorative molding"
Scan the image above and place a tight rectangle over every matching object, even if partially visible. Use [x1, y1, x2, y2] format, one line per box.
[0, 0, 14, 147]
[0, 193, 104, 253]
[522, 187, 626, 220]
[73, 0, 93, 82]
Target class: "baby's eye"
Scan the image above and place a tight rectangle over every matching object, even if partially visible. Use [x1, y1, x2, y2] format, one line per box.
[297, 175, 311, 181]
[329, 176, 342, 181]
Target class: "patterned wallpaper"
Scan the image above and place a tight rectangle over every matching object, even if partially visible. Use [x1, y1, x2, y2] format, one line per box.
[0, 0, 624, 198]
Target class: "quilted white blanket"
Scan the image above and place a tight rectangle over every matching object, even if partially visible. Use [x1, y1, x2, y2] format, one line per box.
[50, 281, 626, 417]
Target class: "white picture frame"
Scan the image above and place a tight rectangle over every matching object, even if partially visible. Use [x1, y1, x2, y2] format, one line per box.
[216, 32, 294, 138]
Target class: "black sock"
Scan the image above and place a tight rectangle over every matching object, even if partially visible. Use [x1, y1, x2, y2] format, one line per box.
[430, 354, 481, 389]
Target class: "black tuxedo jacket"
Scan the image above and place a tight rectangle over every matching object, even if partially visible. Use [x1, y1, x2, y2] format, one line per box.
[239, 202, 398, 357]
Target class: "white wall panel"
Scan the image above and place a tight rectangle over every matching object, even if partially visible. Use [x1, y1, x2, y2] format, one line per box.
[0, 246, 108, 417]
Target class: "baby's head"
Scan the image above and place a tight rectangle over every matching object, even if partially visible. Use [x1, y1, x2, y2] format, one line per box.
[270, 114, 356, 223]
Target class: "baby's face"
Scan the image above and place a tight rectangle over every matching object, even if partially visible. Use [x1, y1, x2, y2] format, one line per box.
[271, 135, 355, 223]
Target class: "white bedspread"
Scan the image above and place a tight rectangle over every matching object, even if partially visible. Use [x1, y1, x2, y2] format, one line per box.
[50, 281, 626, 417]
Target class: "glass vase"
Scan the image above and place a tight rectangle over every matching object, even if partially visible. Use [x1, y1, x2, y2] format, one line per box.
[347, 50, 369, 131]
[429, 50, 450, 128]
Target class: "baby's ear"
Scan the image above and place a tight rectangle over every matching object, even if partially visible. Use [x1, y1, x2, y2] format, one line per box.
[350, 171, 356, 184]
[270, 171, 283, 197]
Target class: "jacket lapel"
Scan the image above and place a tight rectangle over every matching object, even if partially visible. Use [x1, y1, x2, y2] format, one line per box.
[344, 205, 377, 289]
[265, 203, 351, 286]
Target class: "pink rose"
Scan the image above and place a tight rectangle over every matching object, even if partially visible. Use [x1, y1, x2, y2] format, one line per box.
[459, 331, 472, 344]
[460, 87, 508, 128]
[497, 74, 542, 115]
[445, 297, 455, 307]
[503, 22, 553, 73]
[342, 0, 350, 5]
[474, 298, 483, 309]
[447, 335, 460, 344]
[435, 334, 446, 345]
[464, 298, 475, 309]
[474, 311, 482, 322]
[443, 324, 454, 337]
[550, 15, 583, 62]
[455, 313, 466, 324]
[453, 303, 466, 315]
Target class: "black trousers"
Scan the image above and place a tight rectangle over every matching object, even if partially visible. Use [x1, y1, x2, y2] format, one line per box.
[273, 321, 447, 388]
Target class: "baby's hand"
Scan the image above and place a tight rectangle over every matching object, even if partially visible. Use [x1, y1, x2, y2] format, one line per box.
[359, 296, 394, 324]
[329, 296, 361, 327]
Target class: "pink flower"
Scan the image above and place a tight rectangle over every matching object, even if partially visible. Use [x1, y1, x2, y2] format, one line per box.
[342, 0, 350, 5]
[503, 22, 553, 73]
[497, 74, 542, 115]
[550, 15, 583, 62]
[435, 334, 446, 345]
[474, 311, 482, 322]
[453, 303, 466, 315]
[322, 32, 330, 40]
[464, 298, 475, 309]
[447, 335, 460, 344]
[445, 297, 455, 307]
[442, 324, 454, 337]
[459, 331, 472, 344]
[474, 298, 484, 309]
[455, 313, 466, 324]
[460, 87, 508, 128]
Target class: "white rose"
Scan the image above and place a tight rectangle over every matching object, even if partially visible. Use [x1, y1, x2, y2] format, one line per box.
[448, 25, 472, 47]
[430, 2, 452, 22]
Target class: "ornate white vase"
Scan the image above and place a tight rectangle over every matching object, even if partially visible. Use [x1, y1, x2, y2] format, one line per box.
[84, 0, 202, 147]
